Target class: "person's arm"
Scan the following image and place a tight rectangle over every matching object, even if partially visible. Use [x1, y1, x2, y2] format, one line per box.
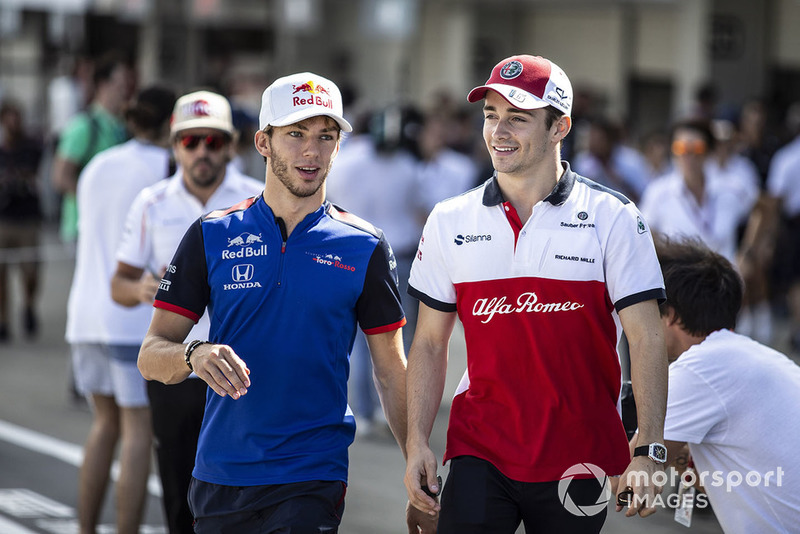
[111, 262, 160, 307]
[615, 298, 668, 518]
[365, 328, 408, 456]
[139, 308, 250, 399]
[404, 303, 457, 517]
[52, 155, 81, 194]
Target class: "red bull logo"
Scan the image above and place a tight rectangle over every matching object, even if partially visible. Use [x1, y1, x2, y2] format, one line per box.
[182, 99, 212, 117]
[291, 81, 334, 109]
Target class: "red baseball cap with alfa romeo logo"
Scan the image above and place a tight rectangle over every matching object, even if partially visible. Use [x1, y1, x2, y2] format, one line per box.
[468, 55, 573, 116]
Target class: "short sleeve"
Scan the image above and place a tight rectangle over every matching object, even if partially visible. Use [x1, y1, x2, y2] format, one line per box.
[356, 234, 406, 334]
[56, 115, 91, 164]
[153, 219, 210, 323]
[603, 202, 666, 311]
[664, 363, 726, 444]
[116, 190, 151, 270]
[407, 207, 457, 312]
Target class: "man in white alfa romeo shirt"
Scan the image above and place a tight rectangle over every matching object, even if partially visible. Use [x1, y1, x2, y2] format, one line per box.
[403, 54, 669, 533]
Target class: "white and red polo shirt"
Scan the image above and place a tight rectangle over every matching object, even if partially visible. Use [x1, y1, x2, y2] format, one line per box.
[408, 163, 665, 483]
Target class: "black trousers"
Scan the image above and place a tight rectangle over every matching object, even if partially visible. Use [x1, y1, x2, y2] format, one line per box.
[438, 456, 608, 534]
[148, 379, 207, 534]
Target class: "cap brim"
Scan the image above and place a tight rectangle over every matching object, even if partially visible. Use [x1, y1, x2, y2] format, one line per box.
[267, 109, 353, 133]
[467, 84, 549, 111]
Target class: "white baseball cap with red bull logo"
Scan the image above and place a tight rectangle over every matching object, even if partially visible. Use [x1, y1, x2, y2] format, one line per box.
[259, 72, 352, 133]
[170, 90, 235, 138]
[467, 55, 573, 117]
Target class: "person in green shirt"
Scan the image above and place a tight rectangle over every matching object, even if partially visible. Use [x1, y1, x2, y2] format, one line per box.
[52, 51, 132, 242]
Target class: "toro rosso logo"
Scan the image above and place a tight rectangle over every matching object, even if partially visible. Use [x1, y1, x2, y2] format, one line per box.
[306, 251, 356, 272]
[292, 81, 334, 109]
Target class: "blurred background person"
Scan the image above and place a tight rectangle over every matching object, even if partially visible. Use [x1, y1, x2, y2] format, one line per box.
[416, 111, 479, 216]
[767, 102, 800, 351]
[640, 118, 756, 264]
[705, 118, 771, 344]
[52, 51, 133, 243]
[0, 100, 44, 342]
[572, 115, 650, 202]
[639, 129, 673, 183]
[64, 85, 177, 534]
[326, 105, 424, 435]
[111, 90, 262, 534]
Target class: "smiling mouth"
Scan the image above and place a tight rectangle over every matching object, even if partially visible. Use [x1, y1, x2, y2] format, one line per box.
[493, 146, 517, 154]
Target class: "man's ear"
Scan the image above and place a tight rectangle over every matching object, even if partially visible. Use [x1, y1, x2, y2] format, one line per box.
[254, 130, 271, 159]
[554, 115, 572, 142]
[663, 306, 681, 327]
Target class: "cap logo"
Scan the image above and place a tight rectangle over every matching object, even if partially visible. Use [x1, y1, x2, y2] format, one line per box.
[507, 89, 527, 104]
[555, 87, 567, 99]
[292, 81, 331, 96]
[182, 99, 211, 117]
[500, 60, 523, 80]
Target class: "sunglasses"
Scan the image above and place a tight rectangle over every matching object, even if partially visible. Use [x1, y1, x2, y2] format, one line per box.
[671, 139, 707, 156]
[179, 134, 229, 151]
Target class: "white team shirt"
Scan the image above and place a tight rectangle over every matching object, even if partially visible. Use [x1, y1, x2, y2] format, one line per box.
[664, 329, 800, 533]
[409, 164, 665, 482]
[116, 165, 263, 343]
[66, 139, 170, 344]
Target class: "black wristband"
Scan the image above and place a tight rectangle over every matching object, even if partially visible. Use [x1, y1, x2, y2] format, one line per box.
[184, 340, 208, 371]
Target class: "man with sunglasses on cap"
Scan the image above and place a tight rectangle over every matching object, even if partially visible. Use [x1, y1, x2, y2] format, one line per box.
[639, 118, 757, 264]
[404, 55, 669, 533]
[138, 73, 409, 532]
[111, 90, 261, 533]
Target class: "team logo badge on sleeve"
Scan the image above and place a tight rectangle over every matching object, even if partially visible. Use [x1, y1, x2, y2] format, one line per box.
[636, 216, 647, 235]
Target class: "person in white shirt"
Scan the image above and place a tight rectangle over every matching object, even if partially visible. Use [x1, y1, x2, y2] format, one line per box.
[65, 86, 176, 534]
[766, 105, 800, 350]
[639, 119, 756, 264]
[111, 90, 262, 534]
[652, 236, 800, 534]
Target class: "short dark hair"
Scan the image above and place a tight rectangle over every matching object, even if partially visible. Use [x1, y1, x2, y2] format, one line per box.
[671, 118, 715, 152]
[93, 51, 129, 86]
[543, 105, 564, 130]
[654, 234, 743, 336]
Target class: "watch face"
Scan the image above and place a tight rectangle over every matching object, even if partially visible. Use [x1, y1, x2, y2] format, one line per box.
[651, 444, 667, 462]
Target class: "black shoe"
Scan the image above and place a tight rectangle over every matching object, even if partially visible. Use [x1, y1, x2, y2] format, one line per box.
[23, 308, 37, 338]
[0, 323, 8, 342]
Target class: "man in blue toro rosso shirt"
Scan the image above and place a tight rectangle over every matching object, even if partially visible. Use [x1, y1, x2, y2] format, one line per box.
[138, 72, 411, 533]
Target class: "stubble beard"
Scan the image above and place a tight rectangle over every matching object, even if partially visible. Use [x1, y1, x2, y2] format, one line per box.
[270, 151, 329, 199]
[188, 157, 226, 189]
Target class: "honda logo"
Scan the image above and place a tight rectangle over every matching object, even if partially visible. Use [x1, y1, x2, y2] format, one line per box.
[232, 264, 254, 282]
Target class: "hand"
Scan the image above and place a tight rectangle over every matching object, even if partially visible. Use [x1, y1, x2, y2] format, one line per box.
[404, 444, 441, 516]
[406, 501, 438, 533]
[615, 456, 665, 517]
[138, 271, 162, 303]
[190, 344, 251, 399]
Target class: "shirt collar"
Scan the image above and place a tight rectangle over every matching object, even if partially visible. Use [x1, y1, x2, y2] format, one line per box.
[481, 161, 577, 207]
